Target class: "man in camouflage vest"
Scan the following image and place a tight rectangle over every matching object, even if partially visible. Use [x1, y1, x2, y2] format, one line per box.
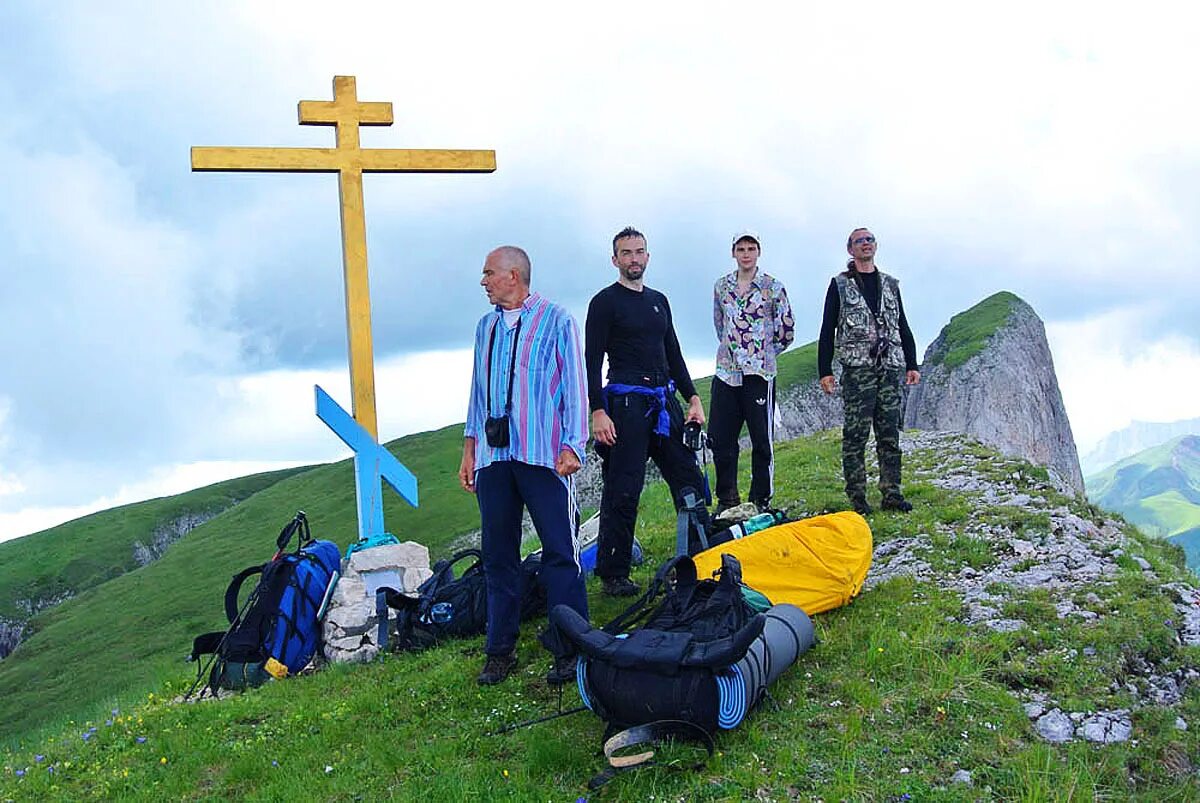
[817, 228, 920, 515]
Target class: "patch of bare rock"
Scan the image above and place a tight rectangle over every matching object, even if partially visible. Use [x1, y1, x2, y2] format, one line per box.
[866, 431, 1200, 744]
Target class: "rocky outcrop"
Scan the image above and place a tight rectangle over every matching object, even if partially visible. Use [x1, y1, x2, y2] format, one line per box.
[874, 431, 1199, 744]
[775, 376, 843, 439]
[903, 293, 1084, 492]
[132, 510, 219, 567]
[0, 619, 25, 661]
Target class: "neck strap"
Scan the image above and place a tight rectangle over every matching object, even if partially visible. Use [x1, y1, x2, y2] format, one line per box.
[486, 313, 523, 416]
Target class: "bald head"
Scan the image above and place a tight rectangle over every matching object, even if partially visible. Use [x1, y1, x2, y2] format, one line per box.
[487, 245, 531, 287]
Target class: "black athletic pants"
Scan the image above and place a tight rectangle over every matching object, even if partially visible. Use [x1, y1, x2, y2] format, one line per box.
[595, 392, 711, 581]
[708, 375, 775, 509]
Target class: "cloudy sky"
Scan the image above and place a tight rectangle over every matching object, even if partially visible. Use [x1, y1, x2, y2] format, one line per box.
[2, 1, 1198, 542]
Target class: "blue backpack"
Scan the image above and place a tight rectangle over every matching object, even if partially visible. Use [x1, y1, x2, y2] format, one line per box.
[188, 512, 340, 695]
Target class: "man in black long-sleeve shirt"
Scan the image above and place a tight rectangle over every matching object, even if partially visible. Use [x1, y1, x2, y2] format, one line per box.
[817, 227, 920, 515]
[585, 226, 710, 596]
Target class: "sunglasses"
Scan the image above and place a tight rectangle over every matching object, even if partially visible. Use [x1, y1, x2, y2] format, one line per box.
[852, 236, 876, 246]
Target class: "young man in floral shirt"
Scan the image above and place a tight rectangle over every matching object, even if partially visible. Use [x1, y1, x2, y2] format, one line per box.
[708, 232, 795, 514]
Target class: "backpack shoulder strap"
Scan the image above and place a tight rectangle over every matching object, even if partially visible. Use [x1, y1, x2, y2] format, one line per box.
[224, 565, 265, 623]
[602, 556, 696, 636]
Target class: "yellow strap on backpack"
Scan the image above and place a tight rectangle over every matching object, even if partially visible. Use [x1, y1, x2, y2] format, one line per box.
[264, 657, 289, 679]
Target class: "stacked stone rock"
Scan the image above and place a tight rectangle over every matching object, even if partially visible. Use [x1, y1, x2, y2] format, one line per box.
[322, 542, 432, 664]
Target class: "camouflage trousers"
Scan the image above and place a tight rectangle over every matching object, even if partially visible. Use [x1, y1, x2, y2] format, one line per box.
[840, 364, 903, 502]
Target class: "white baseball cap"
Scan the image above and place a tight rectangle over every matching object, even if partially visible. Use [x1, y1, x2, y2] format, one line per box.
[731, 230, 761, 248]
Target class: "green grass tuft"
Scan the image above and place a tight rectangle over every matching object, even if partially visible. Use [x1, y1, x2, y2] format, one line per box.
[930, 291, 1022, 370]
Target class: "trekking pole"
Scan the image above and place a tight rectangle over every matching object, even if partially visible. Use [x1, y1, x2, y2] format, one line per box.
[183, 583, 262, 701]
[489, 705, 587, 736]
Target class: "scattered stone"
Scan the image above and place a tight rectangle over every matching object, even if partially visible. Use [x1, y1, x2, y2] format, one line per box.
[1133, 556, 1152, 571]
[1176, 717, 1188, 731]
[1035, 710, 1074, 743]
[1077, 711, 1133, 743]
[983, 619, 1026, 633]
[950, 769, 973, 786]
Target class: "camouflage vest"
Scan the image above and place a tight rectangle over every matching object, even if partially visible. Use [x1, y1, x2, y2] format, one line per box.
[833, 270, 905, 369]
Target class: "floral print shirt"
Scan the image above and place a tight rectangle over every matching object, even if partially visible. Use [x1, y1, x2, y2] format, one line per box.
[713, 270, 795, 386]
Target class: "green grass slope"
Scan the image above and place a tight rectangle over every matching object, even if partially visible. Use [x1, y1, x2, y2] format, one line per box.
[0, 351, 824, 746]
[1087, 436, 1200, 552]
[3, 433, 1198, 800]
[925, 291, 1021, 370]
[0, 469, 307, 623]
[0, 423, 483, 744]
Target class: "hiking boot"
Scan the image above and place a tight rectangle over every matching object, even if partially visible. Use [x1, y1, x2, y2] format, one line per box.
[477, 652, 517, 686]
[850, 497, 873, 516]
[881, 495, 914, 513]
[545, 654, 578, 686]
[601, 576, 640, 597]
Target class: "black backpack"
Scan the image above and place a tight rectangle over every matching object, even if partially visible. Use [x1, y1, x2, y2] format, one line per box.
[550, 553, 763, 733]
[376, 548, 546, 651]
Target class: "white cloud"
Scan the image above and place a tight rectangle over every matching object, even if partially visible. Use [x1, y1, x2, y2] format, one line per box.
[3, 0, 1200, 543]
[1048, 310, 1200, 452]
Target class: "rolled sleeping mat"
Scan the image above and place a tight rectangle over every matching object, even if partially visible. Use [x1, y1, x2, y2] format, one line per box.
[573, 605, 814, 732]
[714, 604, 815, 729]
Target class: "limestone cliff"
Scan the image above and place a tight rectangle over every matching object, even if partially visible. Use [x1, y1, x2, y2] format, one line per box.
[902, 292, 1084, 492]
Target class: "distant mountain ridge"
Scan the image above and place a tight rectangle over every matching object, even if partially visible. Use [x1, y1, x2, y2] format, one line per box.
[1081, 417, 1200, 475]
[1086, 434, 1200, 567]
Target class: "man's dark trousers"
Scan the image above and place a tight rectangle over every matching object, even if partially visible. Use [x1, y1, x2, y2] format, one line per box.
[840, 364, 903, 503]
[708, 375, 775, 509]
[475, 460, 588, 657]
[595, 392, 712, 581]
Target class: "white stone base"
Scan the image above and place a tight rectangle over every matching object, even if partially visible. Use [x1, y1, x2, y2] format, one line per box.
[322, 541, 432, 663]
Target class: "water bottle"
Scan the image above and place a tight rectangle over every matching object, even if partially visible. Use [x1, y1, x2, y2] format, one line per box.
[743, 513, 777, 536]
[430, 602, 453, 625]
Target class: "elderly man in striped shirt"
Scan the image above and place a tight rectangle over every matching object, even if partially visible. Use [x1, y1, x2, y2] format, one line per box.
[459, 245, 590, 687]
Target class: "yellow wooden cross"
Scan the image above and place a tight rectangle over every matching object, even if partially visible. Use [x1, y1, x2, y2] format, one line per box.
[192, 75, 496, 438]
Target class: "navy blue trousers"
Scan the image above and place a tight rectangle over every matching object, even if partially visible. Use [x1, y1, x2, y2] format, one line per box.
[475, 460, 588, 656]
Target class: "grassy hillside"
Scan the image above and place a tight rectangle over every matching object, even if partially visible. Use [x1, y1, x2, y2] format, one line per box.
[0, 423, 482, 744]
[927, 291, 1021, 370]
[0, 469, 306, 623]
[0, 350, 824, 746]
[1087, 435, 1200, 553]
[3, 433, 1198, 800]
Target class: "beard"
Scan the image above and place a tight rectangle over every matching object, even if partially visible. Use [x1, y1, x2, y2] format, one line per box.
[620, 264, 645, 281]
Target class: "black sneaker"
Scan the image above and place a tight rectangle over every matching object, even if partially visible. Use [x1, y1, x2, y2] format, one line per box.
[850, 498, 873, 516]
[601, 576, 640, 597]
[477, 652, 517, 686]
[545, 654, 578, 686]
[881, 495, 914, 513]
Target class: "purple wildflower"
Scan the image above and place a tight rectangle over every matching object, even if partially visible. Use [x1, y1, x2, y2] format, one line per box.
[47, 766, 55, 775]
[271, 760, 279, 767]
[105, 719, 113, 727]
[82, 732, 92, 741]
[14, 769, 24, 778]
[34, 755, 44, 763]
[136, 736, 147, 744]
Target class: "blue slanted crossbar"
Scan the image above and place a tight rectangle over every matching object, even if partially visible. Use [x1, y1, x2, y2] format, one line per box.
[315, 385, 419, 554]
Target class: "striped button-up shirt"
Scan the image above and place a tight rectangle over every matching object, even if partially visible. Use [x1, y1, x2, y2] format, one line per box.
[465, 293, 589, 477]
